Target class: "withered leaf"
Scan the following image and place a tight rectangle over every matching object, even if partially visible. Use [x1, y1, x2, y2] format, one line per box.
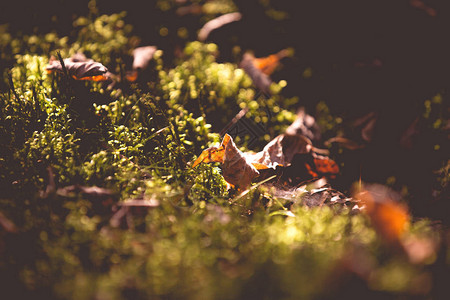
[240, 49, 292, 94]
[239, 52, 273, 94]
[252, 48, 291, 75]
[193, 133, 339, 189]
[246, 133, 312, 168]
[198, 12, 242, 42]
[354, 183, 410, 246]
[132, 46, 157, 71]
[352, 111, 378, 143]
[0, 211, 18, 233]
[46, 57, 109, 81]
[193, 134, 260, 189]
[285, 108, 321, 142]
[325, 136, 365, 150]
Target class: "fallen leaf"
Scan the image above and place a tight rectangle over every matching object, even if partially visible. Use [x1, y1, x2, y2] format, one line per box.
[194, 133, 338, 189]
[0, 211, 18, 233]
[46, 57, 109, 81]
[325, 136, 365, 150]
[354, 183, 410, 247]
[176, 3, 203, 16]
[312, 155, 339, 177]
[410, 0, 437, 17]
[252, 48, 292, 75]
[239, 52, 273, 94]
[132, 46, 157, 71]
[246, 133, 312, 168]
[198, 12, 242, 42]
[193, 134, 260, 189]
[240, 49, 292, 94]
[285, 108, 321, 142]
[352, 111, 378, 143]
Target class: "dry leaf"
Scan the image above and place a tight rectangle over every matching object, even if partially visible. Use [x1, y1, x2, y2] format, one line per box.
[193, 133, 338, 189]
[352, 111, 378, 143]
[193, 134, 260, 189]
[410, 0, 437, 17]
[239, 52, 273, 94]
[252, 48, 291, 75]
[246, 134, 312, 168]
[46, 57, 109, 81]
[239, 49, 292, 94]
[325, 136, 365, 150]
[0, 211, 18, 233]
[132, 46, 157, 71]
[354, 183, 410, 246]
[198, 12, 242, 42]
[285, 108, 321, 142]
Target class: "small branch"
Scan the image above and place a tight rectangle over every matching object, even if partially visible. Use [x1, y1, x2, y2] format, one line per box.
[8, 70, 21, 101]
[56, 51, 69, 79]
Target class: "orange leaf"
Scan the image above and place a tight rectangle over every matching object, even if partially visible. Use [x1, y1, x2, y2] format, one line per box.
[192, 145, 225, 168]
[355, 184, 410, 246]
[192, 134, 259, 189]
[313, 156, 339, 176]
[253, 49, 291, 75]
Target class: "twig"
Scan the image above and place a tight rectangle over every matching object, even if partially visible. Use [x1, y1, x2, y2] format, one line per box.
[8, 71, 21, 101]
[219, 107, 249, 136]
[56, 51, 69, 79]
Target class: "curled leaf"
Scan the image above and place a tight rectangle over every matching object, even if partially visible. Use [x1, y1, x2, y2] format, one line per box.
[247, 134, 312, 169]
[194, 133, 338, 189]
[352, 111, 378, 143]
[198, 12, 242, 42]
[46, 56, 109, 81]
[192, 141, 226, 167]
[193, 134, 259, 189]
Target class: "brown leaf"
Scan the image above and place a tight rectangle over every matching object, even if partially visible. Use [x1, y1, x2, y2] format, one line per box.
[325, 136, 365, 150]
[240, 49, 292, 94]
[246, 133, 312, 168]
[399, 116, 420, 149]
[132, 46, 157, 71]
[46, 57, 108, 81]
[194, 133, 339, 189]
[0, 211, 17, 233]
[312, 155, 340, 177]
[285, 108, 321, 142]
[354, 183, 410, 246]
[252, 48, 292, 75]
[198, 12, 242, 42]
[239, 52, 273, 94]
[410, 0, 437, 17]
[352, 111, 378, 143]
[176, 4, 203, 16]
[193, 134, 259, 189]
